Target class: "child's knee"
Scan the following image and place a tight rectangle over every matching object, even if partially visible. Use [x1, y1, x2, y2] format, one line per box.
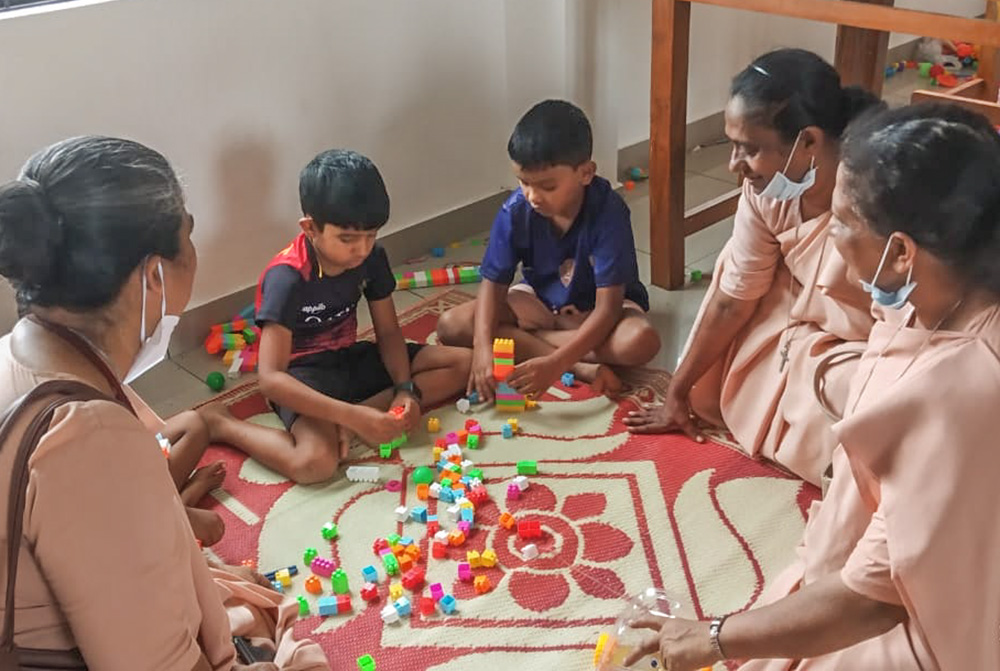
[436, 306, 472, 345]
[620, 322, 661, 366]
[288, 446, 339, 485]
[167, 410, 210, 445]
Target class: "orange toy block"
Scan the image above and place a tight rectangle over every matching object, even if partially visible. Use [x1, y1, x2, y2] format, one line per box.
[474, 575, 493, 594]
[416, 484, 429, 500]
[499, 512, 516, 530]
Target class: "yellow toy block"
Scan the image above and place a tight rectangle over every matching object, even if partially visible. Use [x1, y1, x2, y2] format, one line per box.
[481, 549, 498, 568]
[467, 550, 482, 568]
[389, 582, 404, 600]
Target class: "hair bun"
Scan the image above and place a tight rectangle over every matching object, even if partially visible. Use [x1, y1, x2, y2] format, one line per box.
[0, 178, 62, 289]
[840, 85, 882, 128]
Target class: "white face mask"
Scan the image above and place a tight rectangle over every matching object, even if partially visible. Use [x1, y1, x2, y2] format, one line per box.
[759, 132, 817, 201]
[125, 261, 180, 383]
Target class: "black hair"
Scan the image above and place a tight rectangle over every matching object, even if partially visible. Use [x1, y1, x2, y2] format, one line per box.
[842, 103, 1000, 295]
[731, 48, 884, 143]
[299, 149, 390, 231]
[507, 99, 593, 170]
[0, 136, 184, 312]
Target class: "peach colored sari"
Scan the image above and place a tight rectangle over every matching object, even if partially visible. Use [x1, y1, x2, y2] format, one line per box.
[687, 182, 874, 485]
[740, 303, 1000, 670]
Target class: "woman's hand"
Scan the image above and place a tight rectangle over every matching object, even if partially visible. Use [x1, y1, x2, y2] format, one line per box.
[225, 564, 275, 590]
[623, 383, 705, 442]
[624, 617, 719, 671]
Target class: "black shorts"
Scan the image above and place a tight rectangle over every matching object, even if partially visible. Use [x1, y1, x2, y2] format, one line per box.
[272, 340, 425, 430]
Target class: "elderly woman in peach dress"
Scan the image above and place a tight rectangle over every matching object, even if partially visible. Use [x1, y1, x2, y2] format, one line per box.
[626, 49, 881, 486]
[0, 137, 328, 670]
[627, 104, 1000, 671]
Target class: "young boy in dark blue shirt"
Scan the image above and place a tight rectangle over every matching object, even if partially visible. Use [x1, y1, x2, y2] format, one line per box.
[437, 100, 660, 399]
[221, 150, 470, 484]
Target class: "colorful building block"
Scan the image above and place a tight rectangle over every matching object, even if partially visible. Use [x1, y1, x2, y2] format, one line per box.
[467, 550, 482, 568]
[481, 549, 498, 568]
[393, 596, 412, 617]
[466, 433, 480, 449]
[337, 594, 352, 614]
[499, 512, 516, 530]
[521, 543, 539, 560]
[507, 483, 521, 500]
[432, 541, 447, 558]
[468, 468, 484, 482]
[420, 596, 437, 616]
[305, 575, 323, 595]
[474, 575, 493, 594]
[357, 654, 376, 671]
[388, 533, 402, 546]
[517, 520, 542, 539]
[439, 594, 457, 614]
[271, 581, 284, 593]
[321, 522, 338, 540]
[447, 529, 466, 546]
[398, 554, 414, 573]
[493, 338, 515, 380]
[501, 423, 514, 439]
[311, 557, 335, 578]
[362, 565, 379, 584]
[395, 506, 409, 522]
[458, 562, 473, 581]
[402, 567, 425, 591]
[496, 381, 526, 413]
[468, 485, 488, 505]
[361, 582, 379, 602]
[507, 418, 519, 433]
[318, 596, 338, 616]
[457, 520, 471, 534]
[416, 483, 429, 500]
[561, 372, 575, 387]
[460, 508, 474, 524]
[468, 390, 480, 404]
[297, 595, 310, 616]
[346, 465, 381, 482]
[394, 265, 481, 291]
[513, 475, 529, 491]
[332, 568, 350, 594]
[427, 417, 441, 433]
[389, 582, 404, 601]
[517, 460, 537, 475]
[429, 583, 445, 601]
[372, 538, 390, 555]
[381, 604, 400, 624]
[382, 554, 399, 576]
[274, 568, 292, 588]
[410, 506, 428, 523]
[427, 517, 440, 535]
[456, 398, 471, 413]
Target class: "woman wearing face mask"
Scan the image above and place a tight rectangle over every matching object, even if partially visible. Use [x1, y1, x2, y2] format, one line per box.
[626, 49, 882, 486]
[0, 137, 328, 670]
[625, 104, 1000, 671]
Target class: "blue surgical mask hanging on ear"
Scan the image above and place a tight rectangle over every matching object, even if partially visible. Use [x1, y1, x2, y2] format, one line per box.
[860, 236, 917, 309]
[759, 132, 817, 202]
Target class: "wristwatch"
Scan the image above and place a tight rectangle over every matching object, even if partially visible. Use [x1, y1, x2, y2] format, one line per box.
[393, 380, 423, 403]
[709, 615, 729, 660]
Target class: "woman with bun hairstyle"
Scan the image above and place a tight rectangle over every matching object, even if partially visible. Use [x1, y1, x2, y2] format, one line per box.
[0, 136, 328, 669]
[627, 49, 883, 487]
[627, 103, 1000, 671]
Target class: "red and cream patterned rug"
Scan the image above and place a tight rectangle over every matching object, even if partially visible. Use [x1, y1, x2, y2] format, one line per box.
[197, 290, 817, 671]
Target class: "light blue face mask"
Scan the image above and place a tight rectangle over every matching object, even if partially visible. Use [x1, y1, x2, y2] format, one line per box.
[860, 236, 917, 309]
[759, 131, 817, 202]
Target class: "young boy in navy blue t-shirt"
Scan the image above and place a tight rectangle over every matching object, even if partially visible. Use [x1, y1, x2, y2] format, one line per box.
[240, 150, 470, 484]
[437, 100, 660, 399]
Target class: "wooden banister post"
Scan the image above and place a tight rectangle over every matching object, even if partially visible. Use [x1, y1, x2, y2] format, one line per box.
[834, 0, 895, 96]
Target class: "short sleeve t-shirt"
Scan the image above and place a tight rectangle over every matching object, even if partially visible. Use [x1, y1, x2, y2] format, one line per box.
[479, 176, 649, 312]
[255, 233, 396, 360]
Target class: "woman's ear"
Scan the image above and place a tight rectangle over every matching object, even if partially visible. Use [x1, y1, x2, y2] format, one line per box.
[889, 233, 918, 275]
[799, 125, 825, 156]
[142, 255, 164, 293]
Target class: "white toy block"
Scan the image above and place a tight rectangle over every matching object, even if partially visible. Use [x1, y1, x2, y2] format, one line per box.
[395, 506, 409, 522]
[434, 530, 450, 543]
[429, 483, 442, 499]
[514, 475, 529, 492]
[381, 604, 400, 624]
[521, 543, 539, 560]
[456, 398, 471, 414]
[227, 353, 243, 379]
[346, 465, 381, 483]
[447, 504, 461, 521]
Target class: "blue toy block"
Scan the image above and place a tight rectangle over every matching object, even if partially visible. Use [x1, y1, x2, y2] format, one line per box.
[411, 506, 428, 523]
[318, 596, 339, 617]
[399, 536, 414, 547]
[439, 594, 457, 614]
[501, 424, 514, 439]
[437, 458, 451, 471]
[497, 381, 518, 395]
[431, 247, 445, 257]
[561, 372, 575, 387]
[362, 565, 379, 584]
[393, 596, 412, 616]
[460, 508, 474, 523]
[271, 581, 283, 593]
[468, 390, 480, 404]
[427, 514, 438, 525]
[438, 488, 454, 504]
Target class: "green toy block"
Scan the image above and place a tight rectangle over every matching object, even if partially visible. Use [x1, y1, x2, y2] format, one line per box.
[321, 522, 338, 540]
[357, 655, 376, 671]
[466, 434, 480, 449]
[241, 327, 257, 344]
[303, 547, 319, 565]
[379, 444, 393, 459]
[440, 478, 453, 489]
[387, 533, 402, 546]
[690, 269, 703, 283]
[468, 468, 484, 481]
[517, 460, 537, 475]
[297, 595, 310, 616]
[332, 568, 350, 594]
[382, 554, 399, 576]
[445, 463, 461, 474]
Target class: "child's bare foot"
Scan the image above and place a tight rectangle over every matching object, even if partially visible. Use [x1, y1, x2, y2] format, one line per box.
[181, 460, 226, 507]
[186, 506, 225, 547]
[196, 402, 233, 441]
[590, 364, 624, 397]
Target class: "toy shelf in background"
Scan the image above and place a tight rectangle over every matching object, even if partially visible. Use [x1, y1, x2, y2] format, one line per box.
[395, 265, 481, 291]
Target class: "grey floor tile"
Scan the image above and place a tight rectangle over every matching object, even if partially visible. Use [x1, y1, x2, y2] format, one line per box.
[129, 358, 217, 419]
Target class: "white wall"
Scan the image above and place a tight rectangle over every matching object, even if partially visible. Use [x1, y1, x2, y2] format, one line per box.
[615, 0, 986, 148]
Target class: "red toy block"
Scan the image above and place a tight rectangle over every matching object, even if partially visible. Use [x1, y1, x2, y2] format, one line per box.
[361, 583, 379, 602]
[420, 596, 437, 616]
[427, 519, 440, 535]
[402, 567, 426, 591]
[435, 438, 447, 449]
[517, 520, 541, 539]
[457, 430, 468, 445]
[389, 406, 406, 419]
[432, 541, 448, 559]
[499, 512, 516, 530]
[464, 419, 478, 430]
[336, 594, 352, 614]
[468, 485, 489, 505]
[373, 538, 390, 555]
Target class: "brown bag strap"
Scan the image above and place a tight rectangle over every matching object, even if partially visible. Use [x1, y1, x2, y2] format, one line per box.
[0, 380, 125, 657]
